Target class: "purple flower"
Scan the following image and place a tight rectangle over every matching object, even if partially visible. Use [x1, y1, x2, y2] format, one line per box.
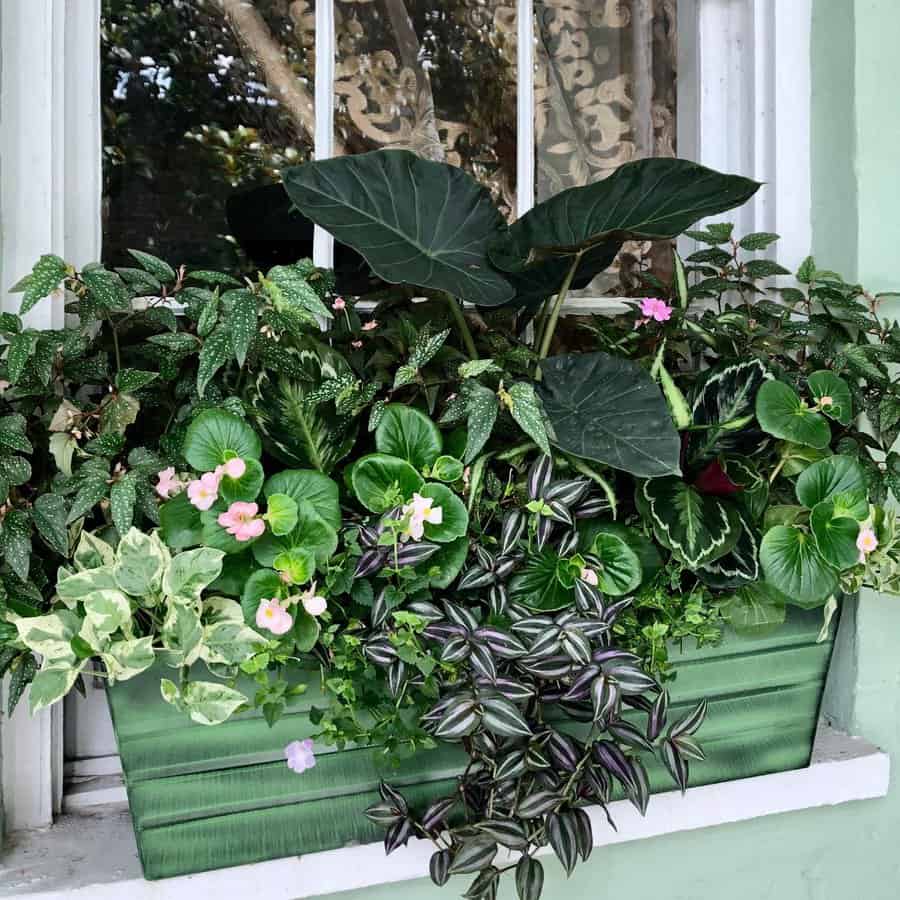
[285, 738, 316, 774]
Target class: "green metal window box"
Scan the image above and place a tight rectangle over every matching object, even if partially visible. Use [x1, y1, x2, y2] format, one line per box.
[106, 606, 835, 880]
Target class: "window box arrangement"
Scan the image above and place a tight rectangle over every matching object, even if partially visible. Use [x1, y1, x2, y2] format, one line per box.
[3, 151, 899, 898]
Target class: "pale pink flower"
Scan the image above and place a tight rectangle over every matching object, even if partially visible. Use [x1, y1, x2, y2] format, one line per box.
[401, 492, 443, 542]
[217, 457, 246, 480]
[187, 471, 221, 510]
[818, 395, 834, 408]
[218, 501, 266, 541]
[639, 297, 673, 323]
[155, 466, 181, 499]
[857, 526, 878, 563]
[285, 738, 316, 774]
[256, 598, 293, 635]
[301, 583, 327, 617]
[580, 567, 599, 587]
[332, 296, 346, 311]
[362, 320, 379, 332]
[351, 340, 363, 349]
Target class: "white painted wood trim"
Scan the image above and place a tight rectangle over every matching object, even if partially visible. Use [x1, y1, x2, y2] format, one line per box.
[516, 0, 535, 218]
[312, 0, 335, 269]
[2, 724, 888, 899]
[0, 0, 102, 831]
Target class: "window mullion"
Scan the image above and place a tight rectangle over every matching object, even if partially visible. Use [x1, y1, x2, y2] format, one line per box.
[312, 1, 335, 269]
[516, 0, 535, 219]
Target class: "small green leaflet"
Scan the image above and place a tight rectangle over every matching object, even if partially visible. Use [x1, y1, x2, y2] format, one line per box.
[409, 328, 450, 368]
[464, 383, 498, 463]
[7, 332, 39, 383]
[0, 509, 32, 580]
[229, 289, 258, 367]
[19, 254, 68, 316]
[197, 326, 232, 397]
[507, 382, 551, 455]
[127, 249, 176, 282]
[116, 369, 158, 393]
[32, 493, 68, 556]
[110, 474, 138, 536]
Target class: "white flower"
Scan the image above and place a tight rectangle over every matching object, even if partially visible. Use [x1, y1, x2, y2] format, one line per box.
[402, 492, 443, 541]
[580, 567, 599, 587]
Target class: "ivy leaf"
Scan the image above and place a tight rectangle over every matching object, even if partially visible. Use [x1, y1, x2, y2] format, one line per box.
[19, 254, 68, 316]
[228, 289, 258, 367]
[32, 494, 69, 556]
[127, 248, 176, 282]
[464, 383, 498, 463]
[110, 474, 138, 536]
[507, 382, 551, 456]
[7, 331, 39, 383]
[0, 509, 32, 580]
[197, 326, 232, 397]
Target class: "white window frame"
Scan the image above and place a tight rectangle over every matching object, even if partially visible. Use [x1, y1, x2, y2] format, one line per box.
[0, 0, 811, 833]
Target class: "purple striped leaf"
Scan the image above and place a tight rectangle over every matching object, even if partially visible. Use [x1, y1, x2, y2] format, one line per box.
[528, 455, 554, 500]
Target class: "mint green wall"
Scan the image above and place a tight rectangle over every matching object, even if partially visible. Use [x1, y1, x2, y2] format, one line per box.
[321, 3, 900, 898]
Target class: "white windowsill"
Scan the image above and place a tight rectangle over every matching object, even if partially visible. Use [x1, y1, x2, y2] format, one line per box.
[0, 722, 889, 900]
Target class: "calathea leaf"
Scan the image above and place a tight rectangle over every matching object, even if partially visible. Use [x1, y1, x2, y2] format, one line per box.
[538, 352, 680, 478]
[282, 150, 514, 305]
[641, 477, 740, 568]
[696, 510, 760, 589]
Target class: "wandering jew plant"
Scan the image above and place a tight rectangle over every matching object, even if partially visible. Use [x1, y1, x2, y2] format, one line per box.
[4, 149, 900, 898]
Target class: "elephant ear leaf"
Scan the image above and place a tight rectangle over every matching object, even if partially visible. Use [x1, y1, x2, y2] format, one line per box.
[282, 149, 514, 305]
[487, 157, 760, 306]
[538, 352, 681, 478]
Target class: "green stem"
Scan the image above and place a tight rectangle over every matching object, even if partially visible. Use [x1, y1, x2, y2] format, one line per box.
[110, 320, 122, 373]
[444, 294, 478, 359]
[566, 454, 618, 519]
[537, 251, 583, 363]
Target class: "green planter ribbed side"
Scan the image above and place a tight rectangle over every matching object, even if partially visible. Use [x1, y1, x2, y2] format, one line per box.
[107, 606, 835, 880]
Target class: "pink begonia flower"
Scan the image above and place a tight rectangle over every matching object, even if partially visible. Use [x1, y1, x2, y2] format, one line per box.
[362, 320, 379, 331]
[332, 296, 346, 311]
[187, 471, 221, 511]
[301, 583, 327, 617]
[256, 598, 293, 635]
[155, 466, 181, 499]
[401, 492, 443, 542]
[638, 297, 673, 323]
[857, 526, 878, 563]
[216, 457, 246, 480]
[285, 738, 316, 774]
[580, 567, 599, 587]
[351, 340, 363, 349]
[218, 501, 266, 541]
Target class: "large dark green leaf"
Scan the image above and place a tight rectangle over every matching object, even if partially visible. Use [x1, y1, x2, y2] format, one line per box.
[756, 381, 830, 449]
[759, 525, 838, 608]
[489, 158, 759, 300]
[538, 352, 680, 477]
[282, 150, 514, 305]
[375, 405, 442, 470]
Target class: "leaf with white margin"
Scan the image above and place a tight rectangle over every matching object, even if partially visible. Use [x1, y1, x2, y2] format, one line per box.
[15, 611, 82, 664]
[101, 636, 155, 683]
[114, 528, 170, 600]
[181, 680, 247, 725]
[83, 590, 132, 637]
[29, 662, 85, 714]
[161, 602, 203, 668]
[163, 547, 225, 602]
[201, 621, 264, 666]
[57, 566, 119, 604]
[73, 531, 115, 571]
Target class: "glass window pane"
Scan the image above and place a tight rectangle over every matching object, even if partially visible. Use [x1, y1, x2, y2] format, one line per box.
[101, 0, 317, 270]
[535, 0, 677, 293]
[334, 1, 519, 219]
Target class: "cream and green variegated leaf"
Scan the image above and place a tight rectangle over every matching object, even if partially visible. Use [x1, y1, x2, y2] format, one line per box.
[641, 478, 740, 568]
[15, 610, 82, 664]
[162, 547, 225, 602]
[759, 525, 839, 608]
[73, 531, 115, 571]
[83, 590, 133, 638]
[114, 528, 169, 600]
[56, 565, 119, 603]
[202, 596, 246, 626]
[29, 662, 85, 714]
[180, 680, 248, 726]
[201, 621, 265, 666]
[100, 636, 155, 684]
[161, 602, 203, 668]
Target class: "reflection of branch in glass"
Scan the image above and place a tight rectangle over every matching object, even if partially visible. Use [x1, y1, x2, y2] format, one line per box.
[382, 0, 444, 161]
[216, 0, 346, 154]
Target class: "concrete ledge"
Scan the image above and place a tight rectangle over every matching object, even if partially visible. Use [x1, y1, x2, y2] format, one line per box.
[0, 723, 889, 899]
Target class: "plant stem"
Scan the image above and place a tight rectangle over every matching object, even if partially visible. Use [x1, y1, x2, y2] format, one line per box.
[444, 294, 478, 359]
[537, 251, 583, 363]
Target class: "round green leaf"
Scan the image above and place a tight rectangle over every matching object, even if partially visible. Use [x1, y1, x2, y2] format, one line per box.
[375, 405, 443, 470]
[263, 470, 341, 530]
[810, 501, 860, 571]
[200, 508, 253, 555]
[430, 455, 465, 483]
[159, 492, 202, 550]
[720, 583, 787, 638]
[292, 608, 320, 652]
[351, 453, 424, 513]
[808, 371, 852, 425]
[219, 457, 265, 505]
[265, 493, 299, 536]
[252, 499, 338, 568]
[759, 525, 839, 608]
[579, 521, 662, 587]
[273, 547, 315, 584]
[796, 455, 867, 509]
[755, 380, 830, 449]
[419, 483, 468, 543]
[509, 551, 574, 612]
[241, 569, 284, 625]
[589, 533, 642, 596]
[210, 552, 255, 597]
[184, 409, 261, 472]
[424, 536, 469, 588]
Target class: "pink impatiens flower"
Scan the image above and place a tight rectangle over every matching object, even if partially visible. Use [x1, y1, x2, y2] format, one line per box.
[216, 457, 246, 480]
[187, 471, 221, 510]
[218, 501, 266, 541]
[639, 297, 673, 323]
[285, 738, 316, 774]
[155, 467, 182, 499]
[361, 320, 379, 331]
[256, 598, 293, 635]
